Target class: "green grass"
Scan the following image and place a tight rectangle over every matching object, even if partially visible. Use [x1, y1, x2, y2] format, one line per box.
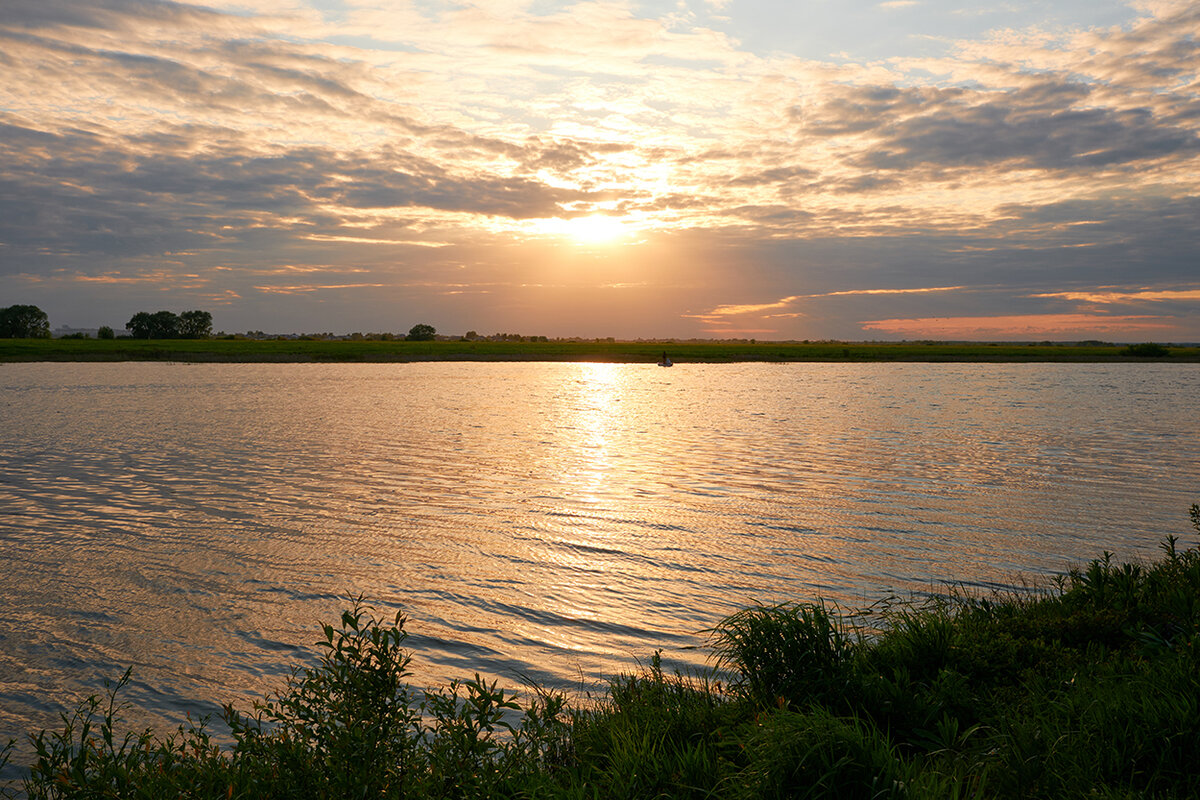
[5, 508, 1200, 798]
[2, 337, 1199, 363]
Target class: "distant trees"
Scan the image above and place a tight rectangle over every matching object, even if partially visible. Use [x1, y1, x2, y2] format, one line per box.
[127, 311, 177, 339]
[126, 310, 213, 339]
[97, 326, 115, 340]
[407, 323, 436, 341]
[1121, 342, 1170, 357]
[0, 304, 50, 338]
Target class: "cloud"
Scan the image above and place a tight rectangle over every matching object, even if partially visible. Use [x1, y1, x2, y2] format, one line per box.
[255, 283, 389, 295]
[861, 314, 1177, 338]
[1028, 288, 1200, 303]
[1, 0, 1198, 337]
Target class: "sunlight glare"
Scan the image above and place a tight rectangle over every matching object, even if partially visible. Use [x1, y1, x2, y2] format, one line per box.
[529, 215, 629, 245]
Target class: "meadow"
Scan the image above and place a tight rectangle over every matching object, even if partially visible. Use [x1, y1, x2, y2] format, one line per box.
[5, 508, 1199, 799]
[2, 338, 1198, 363]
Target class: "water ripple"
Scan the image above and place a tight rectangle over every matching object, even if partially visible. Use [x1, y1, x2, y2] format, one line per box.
[1, 361, 1198, 761]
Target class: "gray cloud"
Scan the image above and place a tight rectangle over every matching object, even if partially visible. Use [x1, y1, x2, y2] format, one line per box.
[1, 0, 222, 32]
[796, 82, 1200, 172]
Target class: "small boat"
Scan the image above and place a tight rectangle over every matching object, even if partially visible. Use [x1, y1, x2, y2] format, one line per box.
[658, 351, 673, 367]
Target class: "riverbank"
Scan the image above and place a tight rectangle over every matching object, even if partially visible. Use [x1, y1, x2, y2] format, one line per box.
[6, 511, 1199, 798]
[2, 338, 1199, 363]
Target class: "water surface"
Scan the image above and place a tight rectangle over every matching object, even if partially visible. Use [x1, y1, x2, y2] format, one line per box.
[1, 361, 1197, 762]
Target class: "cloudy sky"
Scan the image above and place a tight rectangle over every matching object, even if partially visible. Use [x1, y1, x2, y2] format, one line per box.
[2, 0, 1198, 339]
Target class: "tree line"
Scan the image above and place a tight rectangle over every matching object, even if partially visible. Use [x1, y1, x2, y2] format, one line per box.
[126, 310, 213, 339]
[2, 306, 443, 342]
[0, 304, 215, 339]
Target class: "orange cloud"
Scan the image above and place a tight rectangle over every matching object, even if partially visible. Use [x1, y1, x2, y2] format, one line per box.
[688, 295, 803, 317]
[861, 313, 1175, 338]
[303, 234, 451, 247]
[686, 286, 965, 322]
[814, 286, 966, 298]
[1028, 289, 1200, 303]
[254, 283, 388, 295]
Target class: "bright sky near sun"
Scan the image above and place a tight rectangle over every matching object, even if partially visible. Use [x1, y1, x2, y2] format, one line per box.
[2, 0, 1198, 340]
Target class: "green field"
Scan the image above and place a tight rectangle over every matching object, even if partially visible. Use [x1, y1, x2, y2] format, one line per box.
[2, 338, 1198, 363]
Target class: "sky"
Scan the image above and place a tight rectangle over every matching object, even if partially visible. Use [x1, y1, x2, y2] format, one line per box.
[1, 0, 1198, 340]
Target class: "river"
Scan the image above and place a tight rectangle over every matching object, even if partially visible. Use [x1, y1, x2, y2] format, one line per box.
[1, 361, 1197, 768]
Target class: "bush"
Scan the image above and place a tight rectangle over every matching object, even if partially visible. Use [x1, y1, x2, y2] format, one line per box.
[14, 597, 571, 799]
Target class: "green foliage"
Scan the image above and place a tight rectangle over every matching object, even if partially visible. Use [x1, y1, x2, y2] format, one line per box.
[13, 596, 572, 799]
[225, 600, 423, 798]
[567, 651, 734, 799]
[127, 310, 178, 339]
[708, 602, 858, 709]
[126, 310, 212, 339]
[407, 323, 437, 341]
[1121, 342, 1170, 357]
[735, 708, 903, 800]
[0, 304, 50, 338]
[97, 325, 115, 340]
[178, 310, 213, 338]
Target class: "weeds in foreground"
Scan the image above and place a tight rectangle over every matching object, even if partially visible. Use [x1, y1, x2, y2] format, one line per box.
[6, 510, 1200, 798]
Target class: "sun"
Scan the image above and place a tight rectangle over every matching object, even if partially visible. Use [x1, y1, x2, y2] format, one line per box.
[526, 214, 630, 245]
[568, 215, 627, 244]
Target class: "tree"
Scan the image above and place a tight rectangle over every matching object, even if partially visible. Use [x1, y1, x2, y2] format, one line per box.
[178, 310, 213, 339]
[127, 310, 181, 339]
[126, 312, 153, 338]
[407, 323, 436, 341]
[0, 304, 50, 338]
[97, 326, 115, 339]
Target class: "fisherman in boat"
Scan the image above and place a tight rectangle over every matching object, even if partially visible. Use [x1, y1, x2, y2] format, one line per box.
[658, 351, 673, 367]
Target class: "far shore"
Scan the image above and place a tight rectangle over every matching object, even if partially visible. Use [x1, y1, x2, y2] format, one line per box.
[2, 338, 1199, 363]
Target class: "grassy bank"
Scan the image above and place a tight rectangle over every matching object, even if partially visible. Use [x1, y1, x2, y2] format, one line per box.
[3, 338, 1199, 363]
[5, 509, 1200, 798]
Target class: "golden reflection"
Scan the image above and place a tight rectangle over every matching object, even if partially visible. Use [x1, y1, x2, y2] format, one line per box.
[561, 362, 623, 504]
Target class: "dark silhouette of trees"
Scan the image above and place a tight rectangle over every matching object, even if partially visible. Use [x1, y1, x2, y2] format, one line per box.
[179, 310, 213, 338]
[127, 311, 176, 338]
[97, 326, 115, 339]
[0, 304, 50, 338]
[126, 309, 213, 339]
[407, 323, 436, 341]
